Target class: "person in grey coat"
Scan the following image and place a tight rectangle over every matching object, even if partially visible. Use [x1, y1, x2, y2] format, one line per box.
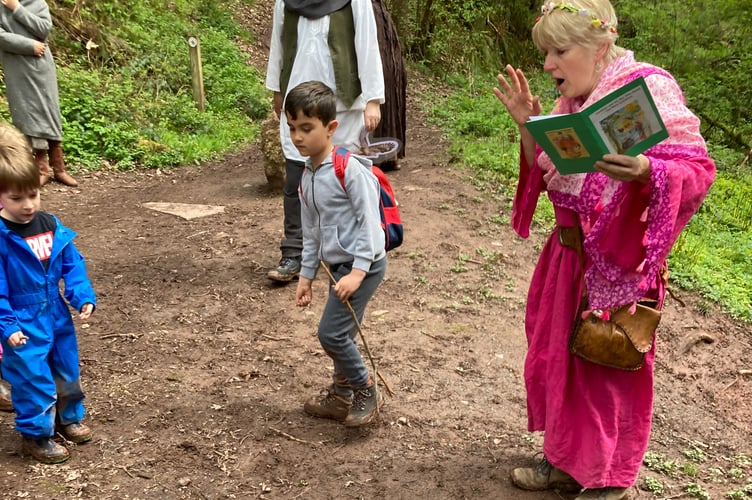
[0, 0, 78, 187]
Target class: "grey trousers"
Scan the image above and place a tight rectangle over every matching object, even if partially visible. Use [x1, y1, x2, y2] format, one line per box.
[317, 257, 387, 396]
[281, 158, 305, 258]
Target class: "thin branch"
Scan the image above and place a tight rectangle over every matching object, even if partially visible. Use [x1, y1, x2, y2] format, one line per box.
[99, 332, 142, 340]
[269, 427, 325, 446]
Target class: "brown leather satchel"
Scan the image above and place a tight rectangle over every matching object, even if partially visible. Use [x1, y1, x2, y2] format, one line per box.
[557, 224, 663, 370]
[569, 298, 661, 370]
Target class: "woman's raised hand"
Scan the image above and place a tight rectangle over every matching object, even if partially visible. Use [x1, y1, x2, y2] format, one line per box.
[494, 64, 542, 127]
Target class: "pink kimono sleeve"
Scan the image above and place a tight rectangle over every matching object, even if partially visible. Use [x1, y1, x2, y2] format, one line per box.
[512, 145, 546, 238]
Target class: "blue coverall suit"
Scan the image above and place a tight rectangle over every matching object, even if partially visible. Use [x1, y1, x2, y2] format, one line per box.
[0, 214, 96, 438]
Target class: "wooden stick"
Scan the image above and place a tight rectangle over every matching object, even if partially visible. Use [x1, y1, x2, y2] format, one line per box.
[99, 333, 142, 340]
[319, 263, 394, 399]
[721, 378, 739, 393]
[269, 427, 324, 446]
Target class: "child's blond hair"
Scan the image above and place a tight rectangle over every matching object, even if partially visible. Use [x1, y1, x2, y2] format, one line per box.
[0, 122, 39, 192]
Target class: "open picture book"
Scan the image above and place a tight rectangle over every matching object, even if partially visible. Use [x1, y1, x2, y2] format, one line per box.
[525, 77, 668, 175]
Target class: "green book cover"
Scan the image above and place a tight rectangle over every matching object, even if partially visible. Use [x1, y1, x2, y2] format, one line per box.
[525, 77, 669, 175]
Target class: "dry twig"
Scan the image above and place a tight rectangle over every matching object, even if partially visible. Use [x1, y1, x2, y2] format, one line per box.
[721, 378, 739, 393]
[269, 427, 324, 446]
[260, 334, 291, 341]
[99, 332, 142, 340]
[420, 330, 441, 341]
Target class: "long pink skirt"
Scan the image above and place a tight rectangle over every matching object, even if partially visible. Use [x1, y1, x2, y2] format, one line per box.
[524, 223, 656, 488]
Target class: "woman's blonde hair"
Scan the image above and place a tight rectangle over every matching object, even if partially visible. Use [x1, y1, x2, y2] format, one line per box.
[0, 123, 39, 192]
[532, 0, 625, 64]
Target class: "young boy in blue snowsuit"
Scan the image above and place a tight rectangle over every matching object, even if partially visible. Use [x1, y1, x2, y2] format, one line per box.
[289, 81, 387, 427]
[0, 123, 96, 464]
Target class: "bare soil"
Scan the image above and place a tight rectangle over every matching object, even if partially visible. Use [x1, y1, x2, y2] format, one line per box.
[0, 2, 750, 499]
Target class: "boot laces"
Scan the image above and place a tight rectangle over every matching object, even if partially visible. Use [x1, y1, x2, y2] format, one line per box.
[533, 454, 554, 478]
[351, 386, 373, 410]
[317, 388, 340, 405]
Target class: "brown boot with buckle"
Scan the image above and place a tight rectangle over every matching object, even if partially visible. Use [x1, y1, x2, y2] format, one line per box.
[511, 455, 582, 492]
[58, 422, 93, 444]
[48, 140, 78, 187]
[21, 436, 70, 464]
[34, 150, 51, 186]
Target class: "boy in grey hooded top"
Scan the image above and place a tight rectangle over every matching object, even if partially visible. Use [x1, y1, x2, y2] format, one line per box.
[289, 81, 387, 428]
[298, 146, 386, 277]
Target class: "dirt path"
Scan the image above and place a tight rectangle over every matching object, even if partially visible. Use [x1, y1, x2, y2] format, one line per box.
[0, 2, 749, 499]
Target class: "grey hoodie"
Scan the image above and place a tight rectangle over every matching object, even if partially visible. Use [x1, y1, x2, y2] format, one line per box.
[299, 151, 386, 279]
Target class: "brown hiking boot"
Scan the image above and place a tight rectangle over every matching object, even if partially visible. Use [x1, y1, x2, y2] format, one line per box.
[510, 455, 582, 492]
[343, 384, 382, 427]
[21, 436, 70, 464]
[575, 487, 630, 500]
[304, 387, 351, 422]
[58, 422, 93, 444]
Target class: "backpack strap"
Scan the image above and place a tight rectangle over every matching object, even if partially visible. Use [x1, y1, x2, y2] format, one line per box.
[298, 181, 308, 208]
[332, 146, 352, 191]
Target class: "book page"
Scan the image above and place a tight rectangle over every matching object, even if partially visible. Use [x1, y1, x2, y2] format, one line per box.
[587, 84, 665, 155]
[528, 113, 568, 121]
[525, 111, 608, 174]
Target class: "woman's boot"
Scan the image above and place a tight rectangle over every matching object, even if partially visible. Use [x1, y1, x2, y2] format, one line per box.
[34, 150, 51, 186]
[48, 141, 78, 187]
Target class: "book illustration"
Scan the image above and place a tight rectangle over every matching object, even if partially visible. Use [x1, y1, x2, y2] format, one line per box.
[598, 102, 652, 154]
[546, 129, 590, 159]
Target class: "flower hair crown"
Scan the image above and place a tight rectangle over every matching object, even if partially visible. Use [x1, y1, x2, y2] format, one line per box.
[536, 2, 617, 34]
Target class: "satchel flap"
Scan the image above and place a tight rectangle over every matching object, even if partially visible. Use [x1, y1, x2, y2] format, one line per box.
[612, 302, 661, 353]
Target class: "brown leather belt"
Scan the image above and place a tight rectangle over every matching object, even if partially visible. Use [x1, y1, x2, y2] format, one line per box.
[558, 226, 583, 254]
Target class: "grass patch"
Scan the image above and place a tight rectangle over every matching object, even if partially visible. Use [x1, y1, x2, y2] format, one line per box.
[0, 0, 267, 171]
[643, 451, 752, 499]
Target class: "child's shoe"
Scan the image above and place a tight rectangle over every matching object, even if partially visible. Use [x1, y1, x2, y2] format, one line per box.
[304, 387, 351, 422]
[343, 384, 382, 427]
[21, 436, 70, 464]
[267, 257, 301, 282]
[58, 422, 93, 444]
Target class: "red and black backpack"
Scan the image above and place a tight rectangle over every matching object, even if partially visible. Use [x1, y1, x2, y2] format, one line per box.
[332, 146, 403, 251]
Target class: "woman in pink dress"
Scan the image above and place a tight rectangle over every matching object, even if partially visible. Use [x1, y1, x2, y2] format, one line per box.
[493, 1, 715, 499]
